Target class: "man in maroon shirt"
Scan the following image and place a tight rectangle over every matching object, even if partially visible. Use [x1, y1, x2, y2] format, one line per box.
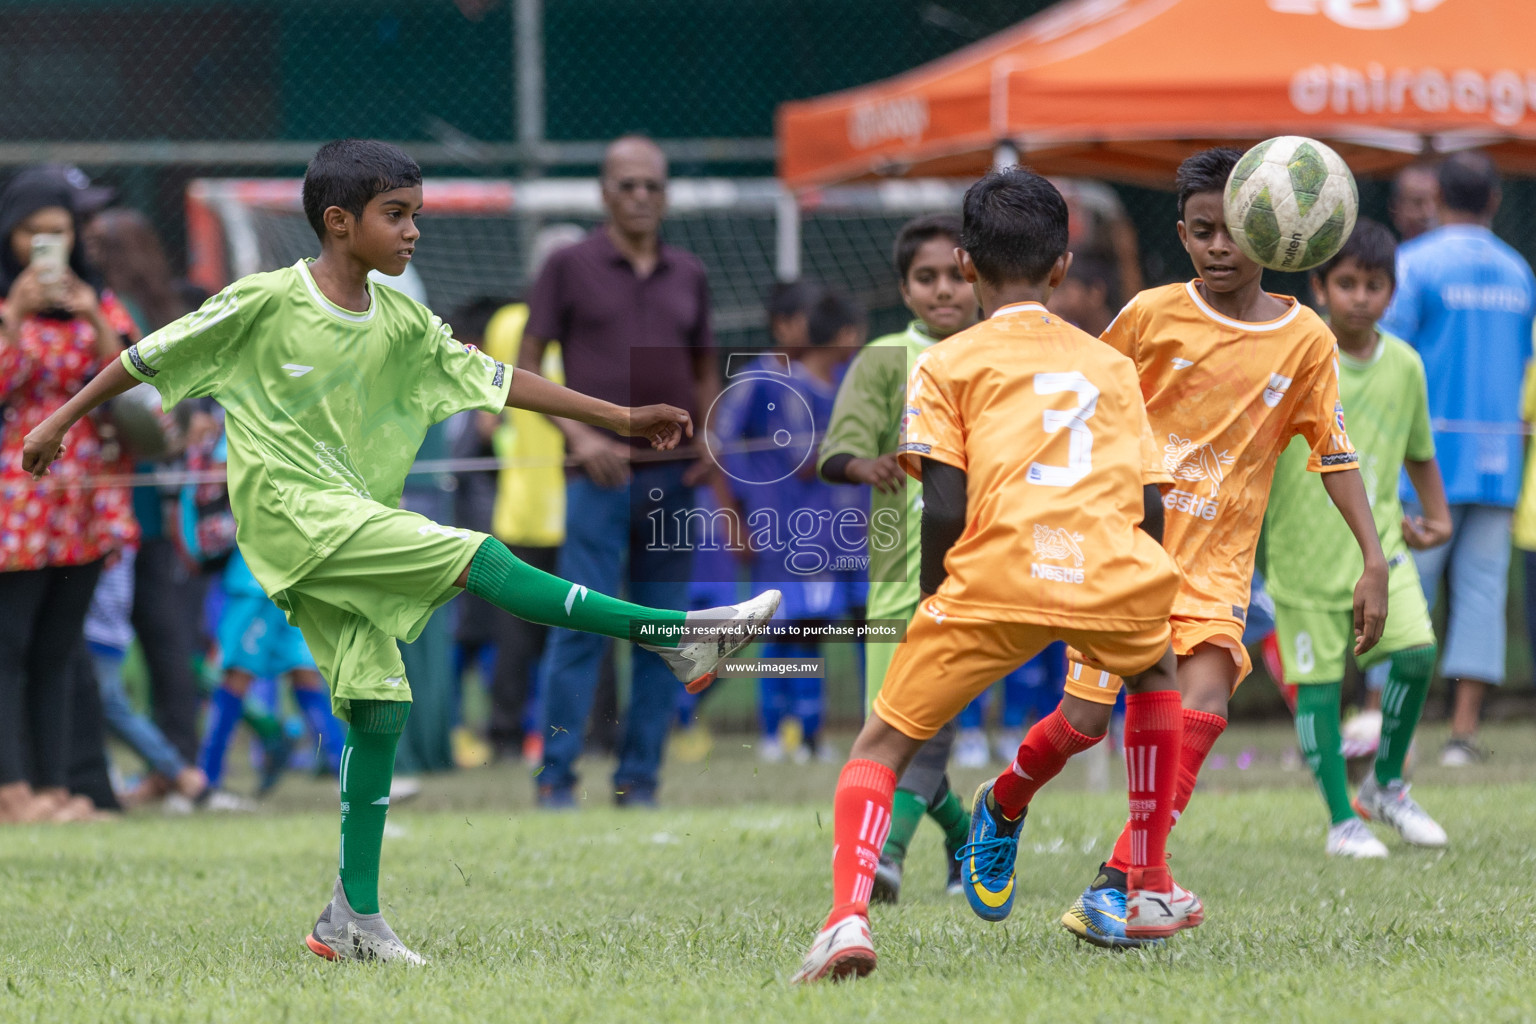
[519, 135, 720, 808]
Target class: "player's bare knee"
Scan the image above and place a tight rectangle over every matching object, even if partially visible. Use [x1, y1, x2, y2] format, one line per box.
[848, 714, 924, 775]
[1179, 675, 1230, 718]
[1125, 645, 1178, 694]
[1058, 694, 1111, 738]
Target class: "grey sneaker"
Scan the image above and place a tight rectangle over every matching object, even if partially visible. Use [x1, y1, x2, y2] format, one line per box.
[1438, 738, 1488, 768]
[640, 590, 781, 693]
[306, 878, 425, 965]
[1326, 818, 1388, 859]
[871, 855, 902, 904]
[1355, 777, 1447, 847]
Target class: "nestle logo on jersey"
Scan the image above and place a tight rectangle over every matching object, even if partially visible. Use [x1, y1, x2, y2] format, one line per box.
[1164, 489, 1218, 520]
[1030, 523, 1086, 584]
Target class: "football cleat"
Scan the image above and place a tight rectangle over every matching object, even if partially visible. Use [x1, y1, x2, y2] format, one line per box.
[1326, 817, 1389, 859]
[306, 878, 425, 965]
[956, 780, 1022, 922]
[790, 915, 875, 984]
[1354, 777, 1446, 847]
[641, 590, 781, 694]
[1125, 883, 1200, 940]
[1060, 864, 1161, 950]
[871, 855, 902, 905]
[1171, 878, 1205, 928]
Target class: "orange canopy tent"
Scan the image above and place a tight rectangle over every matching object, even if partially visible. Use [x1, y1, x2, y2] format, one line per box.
[777, 0, 1536, 190]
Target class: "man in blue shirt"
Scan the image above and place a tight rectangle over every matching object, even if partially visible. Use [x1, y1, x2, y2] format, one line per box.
[1381, 151, 1536, 766]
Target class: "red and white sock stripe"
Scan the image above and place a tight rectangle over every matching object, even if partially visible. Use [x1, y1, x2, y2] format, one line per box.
[1127, 744, 1158, 793]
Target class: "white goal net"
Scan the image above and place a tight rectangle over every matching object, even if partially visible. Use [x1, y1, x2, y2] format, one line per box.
[186, 177, 971, 348]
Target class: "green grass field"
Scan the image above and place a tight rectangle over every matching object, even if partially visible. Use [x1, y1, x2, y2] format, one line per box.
[3, 722, 1534, 1023]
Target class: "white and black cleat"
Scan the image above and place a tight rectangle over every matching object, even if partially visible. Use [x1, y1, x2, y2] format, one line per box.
[306, 878, 425, 965]
[790, 915, 876, 984]
[642, 590, 781, 693]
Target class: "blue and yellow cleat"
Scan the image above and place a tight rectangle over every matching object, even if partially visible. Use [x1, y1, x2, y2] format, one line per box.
[956, 780, 1023, 922]
[1060, 863, 1162, 950]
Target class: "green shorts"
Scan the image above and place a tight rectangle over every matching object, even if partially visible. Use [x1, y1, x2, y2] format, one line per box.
[272, 506, 488, 720]
[1273, 557, 1436, 685]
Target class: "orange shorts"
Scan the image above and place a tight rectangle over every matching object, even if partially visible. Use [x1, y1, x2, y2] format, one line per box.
[1064, 613, 1251, 705]
[872, 599, 1172, 741]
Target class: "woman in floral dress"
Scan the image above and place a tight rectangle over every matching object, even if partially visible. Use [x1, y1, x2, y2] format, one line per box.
[0, 167, 138, 823]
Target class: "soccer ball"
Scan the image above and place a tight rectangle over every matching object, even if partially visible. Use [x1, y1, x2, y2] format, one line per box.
[1224, 136, 1358, 272]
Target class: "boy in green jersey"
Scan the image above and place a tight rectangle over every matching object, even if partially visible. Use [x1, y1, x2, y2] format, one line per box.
[818, 213, 978, 902]
[1264, 219, 1452, 858]
[22, 139, 779, 963]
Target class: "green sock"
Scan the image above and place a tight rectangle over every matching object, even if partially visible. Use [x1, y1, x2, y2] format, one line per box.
[339, 699, 409, 915]
[927, 785, 971, 857]
[1294, 681, 1354, 825]
[240, 706, 284, 744]
[1376, 644, 1435, 786]
[881, 788, 927, 863]
[465, 538, 686, 646]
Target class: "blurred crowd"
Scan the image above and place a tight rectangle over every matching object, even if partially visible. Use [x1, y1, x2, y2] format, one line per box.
[0, 141, 1531, 823]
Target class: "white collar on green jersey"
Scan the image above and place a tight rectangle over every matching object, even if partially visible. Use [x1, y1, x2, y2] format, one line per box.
[905, 320, 942, 347]
[1338, 328, 1387, 370]
[297, 259, 377, 324]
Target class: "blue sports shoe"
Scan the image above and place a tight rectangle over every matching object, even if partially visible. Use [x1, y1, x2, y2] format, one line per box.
[956, 780, 1023, 922]
[1060, 863, 1161, 949]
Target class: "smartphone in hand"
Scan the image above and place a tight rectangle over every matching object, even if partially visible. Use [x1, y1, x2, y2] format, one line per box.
[30, 233, 69, 306]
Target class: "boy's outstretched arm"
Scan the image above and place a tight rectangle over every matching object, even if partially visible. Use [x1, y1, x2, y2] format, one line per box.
[1320, 468, 1389, 654]
[1402, 457, 1453, 549]
[21, 357, 138, 478]
[505, 366, 693, 451]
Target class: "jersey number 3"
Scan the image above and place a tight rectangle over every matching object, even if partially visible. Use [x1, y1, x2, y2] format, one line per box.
[1027, 372, 1099, 487]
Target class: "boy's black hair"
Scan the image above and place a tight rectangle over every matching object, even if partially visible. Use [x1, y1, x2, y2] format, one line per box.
[1176, 147, 1243, 219]
[1063, 252, 1121, 311]
[959, 166, 1068, 285]
[1313, 217, 1397, 289]
[302, 139, 422, 241]
[1437, 151, 1499, 216]
[448, 296, 512, 343]
[893, 212, 963, 281]
[765, 279, 822, 322]
[806, 288, 864, 347]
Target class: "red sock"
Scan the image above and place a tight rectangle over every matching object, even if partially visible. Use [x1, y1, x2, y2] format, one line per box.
[1107, 706, 1228, 873]
[826, 759, 897, 928]
[1122, 691, 1183, 891]
[992, 708, 1100, 818]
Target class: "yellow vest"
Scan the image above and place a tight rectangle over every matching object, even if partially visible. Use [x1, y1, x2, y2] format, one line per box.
[481, 304, 567, 547]
[1513, 356, 1536, 550]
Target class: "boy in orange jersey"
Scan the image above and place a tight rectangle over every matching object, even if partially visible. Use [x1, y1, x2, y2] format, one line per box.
[1055, 147, 1388, 948]
[791, 167, 1186, 984]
